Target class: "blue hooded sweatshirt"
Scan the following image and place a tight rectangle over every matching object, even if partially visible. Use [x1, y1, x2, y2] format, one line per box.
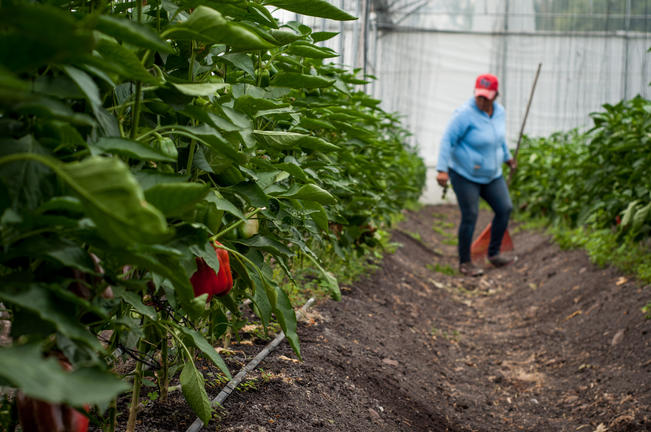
[436, 97, 511, 184]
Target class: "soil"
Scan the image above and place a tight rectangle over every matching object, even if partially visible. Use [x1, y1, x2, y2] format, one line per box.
[110, 204, 651, 432]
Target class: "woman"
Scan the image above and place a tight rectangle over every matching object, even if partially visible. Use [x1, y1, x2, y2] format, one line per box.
[436, 73, 516, 277]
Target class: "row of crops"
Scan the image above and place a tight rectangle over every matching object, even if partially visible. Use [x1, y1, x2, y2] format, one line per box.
[0, 0, 426, 429]
[511, 95, 651, 284]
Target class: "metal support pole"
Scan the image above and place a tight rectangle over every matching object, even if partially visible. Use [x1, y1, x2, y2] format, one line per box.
[363, 0, 371, 77]
[500, 0, 509, 107]
[623, 0, 631, 99]
[339, 0, 345, 67]
[372, 6, 380, 97]
[352, 0, 362, 69]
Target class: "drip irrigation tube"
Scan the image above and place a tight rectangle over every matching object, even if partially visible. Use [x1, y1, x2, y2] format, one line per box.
[185, 297, 316, 432]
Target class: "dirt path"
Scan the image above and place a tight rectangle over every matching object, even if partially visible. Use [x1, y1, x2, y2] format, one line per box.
[125, 205, 651, 432]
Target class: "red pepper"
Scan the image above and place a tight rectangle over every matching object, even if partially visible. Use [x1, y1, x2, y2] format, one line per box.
[16, 393, 89, 432]
[190, 241, 233, 301]
[16, 356, 90, 432]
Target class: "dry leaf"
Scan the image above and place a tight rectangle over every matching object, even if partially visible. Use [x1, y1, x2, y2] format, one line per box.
[278, 355, 300, 364]
[611, 329, 625, 346]
[241, 324, 263, 333]
[594, 423, 608, 432]
[565, 310, 582, 321]
[616, 277, 628, 286]
[382, 358, 399, 367]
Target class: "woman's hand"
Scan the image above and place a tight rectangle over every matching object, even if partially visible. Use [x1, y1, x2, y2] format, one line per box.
[436, 171, 449, 187]
[506, 159, 517, 171]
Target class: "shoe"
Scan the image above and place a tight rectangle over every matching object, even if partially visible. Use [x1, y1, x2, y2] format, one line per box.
[459, 262, 484, 277]
[488, 254, 517, 268]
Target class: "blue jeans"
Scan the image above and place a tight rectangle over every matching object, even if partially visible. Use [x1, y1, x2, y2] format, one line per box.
[449, 169, 513, 264]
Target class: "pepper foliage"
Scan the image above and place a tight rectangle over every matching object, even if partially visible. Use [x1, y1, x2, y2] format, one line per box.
[0, 0, 425, 423]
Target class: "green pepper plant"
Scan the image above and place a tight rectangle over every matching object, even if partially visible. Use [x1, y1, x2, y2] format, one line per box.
[511, 95, 651, 286]
[0, 0, 425, 428]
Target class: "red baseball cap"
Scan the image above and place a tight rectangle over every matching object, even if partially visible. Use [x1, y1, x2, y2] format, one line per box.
[474, 74, 498, 99]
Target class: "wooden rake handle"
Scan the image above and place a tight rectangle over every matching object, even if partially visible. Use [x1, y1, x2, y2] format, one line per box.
[507, 63, 542, 186]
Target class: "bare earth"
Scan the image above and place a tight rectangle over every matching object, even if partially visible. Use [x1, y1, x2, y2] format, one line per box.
[116, 204, 651, 432]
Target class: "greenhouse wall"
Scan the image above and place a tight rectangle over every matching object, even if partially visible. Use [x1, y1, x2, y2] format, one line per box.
[277, 0, 651, 204]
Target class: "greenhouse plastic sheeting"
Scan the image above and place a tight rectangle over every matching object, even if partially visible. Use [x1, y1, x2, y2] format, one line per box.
[277, 0, 651, 203]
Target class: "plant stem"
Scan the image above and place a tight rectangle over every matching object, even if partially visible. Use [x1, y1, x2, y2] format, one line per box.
[130, 81, 143, 140]
[126, 338, 146, 432]
[212, 207, 265, 241]
[105, 398, 118, 432]
[189, 41, 196, 81]
[186, 140, 196, 175]
[129, 0, 144, 140]
[159, 332, 169, 402]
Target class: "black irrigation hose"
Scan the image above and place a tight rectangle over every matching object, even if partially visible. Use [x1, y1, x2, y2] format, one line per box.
[186, 297, 315, 432]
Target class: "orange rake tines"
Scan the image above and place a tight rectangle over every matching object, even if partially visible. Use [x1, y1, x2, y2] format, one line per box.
[470, 223, 513, 261]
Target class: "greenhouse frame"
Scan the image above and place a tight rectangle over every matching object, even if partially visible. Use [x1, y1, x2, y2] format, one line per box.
[289, 0, 651, 202]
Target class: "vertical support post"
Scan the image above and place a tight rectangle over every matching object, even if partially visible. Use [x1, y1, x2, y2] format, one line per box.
[623, 0, 631, 99]
[372, 5, 380, 97]
[339, 0, 345, 67]
[353, 0, 362, 69]
[363, 0, 371, 78]
[500, 0, 509, 108]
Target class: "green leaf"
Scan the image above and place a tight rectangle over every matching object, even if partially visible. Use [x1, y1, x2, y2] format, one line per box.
[91, 38, 158, 84]
[0, 344, 129, 406]
[299, 117, 336, 131]
[118, 245, 202, 319]
[58, 156, 170, 246]
[633, 202, 651, 231]
[144, 183, 209, 217]
[178, 327, 231, 378]
[221, 53, 255, 78]
[236, 235, 293, 257]
[63, 66, 120, 136]
[0, 137, 55, 210]
[90, 137, 177, 162]
[234, 95, 289, 117]
[62, 65, 101, 108]
[14, 95, 95, 127]
[45, 242, 96, 273]
[269, 29, 302, 45]
[0, 284, 102, 350]
[37, 196, 83, 215]
[0, 4, 95, 72]
[96, 15, 174, 53]
[252, 275, 272, 327]
[287, 42, 338, 59]
[269, 283, 301, 359]
[190, 240, 219, 273]
[230, 181, 269, 208]
[133, 171, 189, 190]
[248, 3, 278, 28]
[304, 253, 340, 301]
[170, 6, 273, 50]
[171, 82, 230, 96]
[269, 72, 335, 89]
[275, 183, 336, 204]
[303, 201, 329, 231]
[621, 200, 640, 228]
[274, 160, 309, 182]
[311, 31, 339, 42]
[113, 287, 157, 320]
[253, 130, 339, 152]
[208, 195, 245, 221]
[180, 361, 212, 425]
[263, 0, 357, 21]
